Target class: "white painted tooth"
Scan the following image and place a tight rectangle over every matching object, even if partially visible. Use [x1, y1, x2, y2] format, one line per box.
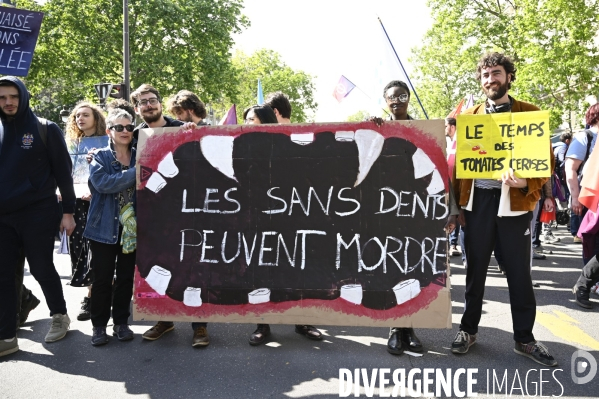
[412, 148, 436, 179]
[146, 172, 167, 193]
[248, 288, 271, 304]
[183, 287, 203, 307]
[393, 279, 421, 306]
[200, 135, 237, 182]
[340, 284, 363, 305]
[146, 265, 171, 295]
[427, 169, 445, 195]
[354, 129, 385, 187]
[157, 152, 179, 178]
[290, 132, 314, 145]
[335, 131, 355, 142]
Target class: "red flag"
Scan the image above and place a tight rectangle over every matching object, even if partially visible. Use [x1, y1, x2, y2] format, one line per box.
[447, 98, 464, 119]
[333, 75, 356, 102]
[219, 104, 237, 125]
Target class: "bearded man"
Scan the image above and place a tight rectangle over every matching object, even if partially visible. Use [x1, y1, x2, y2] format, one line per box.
[450, 53, 557, 367]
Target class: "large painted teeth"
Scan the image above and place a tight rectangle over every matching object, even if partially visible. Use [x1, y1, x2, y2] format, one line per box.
[146, 172, 167, 193]
[146, 265, 171, 295]
[354, 129, 385, 187]
[183, 287, 203, 307]
[200, 135, 237, 182]
[157, 152, 179, 178]
[427, 169, 445, 194]
[412, 148, 436, 179]
[290, 133, 314, 145]
[248, 288, 271, 304]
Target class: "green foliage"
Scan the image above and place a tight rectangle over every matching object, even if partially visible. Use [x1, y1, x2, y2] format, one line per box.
[217, 49, 317, 124]
[15, 0, 248, 119]
[411, 0, 599, 130]
[346, 110, 370, 122]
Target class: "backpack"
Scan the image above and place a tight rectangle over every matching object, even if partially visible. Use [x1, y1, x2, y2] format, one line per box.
[37, 117, 48, 146]
[577, 129, 595, 176]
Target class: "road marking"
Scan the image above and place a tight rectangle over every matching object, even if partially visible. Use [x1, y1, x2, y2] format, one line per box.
[536, 310, 599, 350]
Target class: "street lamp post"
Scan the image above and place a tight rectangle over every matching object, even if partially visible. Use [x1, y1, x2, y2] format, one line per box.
[123, 0, 130, 101]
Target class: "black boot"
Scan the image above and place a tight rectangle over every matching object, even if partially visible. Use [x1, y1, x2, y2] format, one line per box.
[77, 296, 91, 321]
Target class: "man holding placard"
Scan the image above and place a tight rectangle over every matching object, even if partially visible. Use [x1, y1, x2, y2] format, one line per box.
[451, 53, 557, 367]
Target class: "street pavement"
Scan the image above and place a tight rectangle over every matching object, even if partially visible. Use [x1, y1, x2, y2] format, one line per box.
[1, 226, 598, 398]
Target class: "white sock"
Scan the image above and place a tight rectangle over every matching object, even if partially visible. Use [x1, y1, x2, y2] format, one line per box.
[3, 337, 15, 343]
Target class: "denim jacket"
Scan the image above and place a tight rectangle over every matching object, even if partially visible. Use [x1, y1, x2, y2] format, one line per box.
[83, 142, 136, 244]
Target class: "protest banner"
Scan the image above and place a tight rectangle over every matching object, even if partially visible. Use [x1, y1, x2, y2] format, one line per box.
[455, 110, 551, 179]
[68, 136, 109, 197]
[0, 7, 44, 76]
[133, 120, 452, 328]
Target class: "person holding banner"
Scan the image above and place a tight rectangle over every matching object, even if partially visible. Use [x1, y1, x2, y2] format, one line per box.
[242, 102, 325, 345]
[65, 102, 107, 322]
[451, 53, 557, 367]
[265, 91, 292, 124]
[84, 109, 137, 346]
[165, 90, 212, 348]
[369, 80, 425, 356]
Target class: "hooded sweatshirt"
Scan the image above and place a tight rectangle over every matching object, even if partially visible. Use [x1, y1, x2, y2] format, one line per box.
[0, 76, 75, 215]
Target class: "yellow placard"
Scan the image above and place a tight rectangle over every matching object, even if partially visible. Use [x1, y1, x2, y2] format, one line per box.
[455, 110, 551, 179]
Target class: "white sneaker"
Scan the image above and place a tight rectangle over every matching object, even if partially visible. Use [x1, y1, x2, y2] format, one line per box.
[0, 337, 19, 357]
[45, 314, 70, 343]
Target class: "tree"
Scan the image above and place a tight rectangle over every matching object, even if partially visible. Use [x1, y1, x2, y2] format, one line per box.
[219, 49, 317, 123]
[411, 0, 599, 130]
[16, 0, 248, 117]
[346, 110, 370, 122]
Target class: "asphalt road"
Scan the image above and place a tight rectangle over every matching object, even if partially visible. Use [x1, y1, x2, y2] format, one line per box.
[1, 226, 597, 398]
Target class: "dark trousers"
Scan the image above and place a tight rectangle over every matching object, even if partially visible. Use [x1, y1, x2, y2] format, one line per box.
[576, 255, 599, 293]
[0, 203, 67, 339]
[15, 249, 30, 324]
[461, 188, 536, 343]
[89, 235, 136, 327]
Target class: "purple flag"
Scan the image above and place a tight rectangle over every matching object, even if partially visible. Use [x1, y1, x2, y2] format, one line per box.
[219, 104, 237, 125]
[333, 75, 356, 102]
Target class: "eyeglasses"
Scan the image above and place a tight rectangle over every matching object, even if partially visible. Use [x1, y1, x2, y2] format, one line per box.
[244, 117, 255, 124]
[109, 124, 135, 132]
[137, 98, 160, 107]
[386, 94, 409, 103]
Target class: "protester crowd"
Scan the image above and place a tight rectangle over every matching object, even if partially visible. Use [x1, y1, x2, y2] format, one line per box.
[1, 52, 598, 369]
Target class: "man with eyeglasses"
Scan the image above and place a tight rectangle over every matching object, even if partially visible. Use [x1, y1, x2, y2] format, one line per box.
[130, 84, 196, 344]
[130, 84, 193, 139]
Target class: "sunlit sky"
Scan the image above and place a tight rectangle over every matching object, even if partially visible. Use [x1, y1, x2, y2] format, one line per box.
[232, 0, 433, 122]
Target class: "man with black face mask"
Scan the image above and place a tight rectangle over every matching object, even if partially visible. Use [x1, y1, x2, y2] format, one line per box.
[450, 53, 557, 367]
[0, 76, 76, 357]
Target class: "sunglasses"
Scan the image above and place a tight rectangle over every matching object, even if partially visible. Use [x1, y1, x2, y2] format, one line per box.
[109, 124, 135, 132]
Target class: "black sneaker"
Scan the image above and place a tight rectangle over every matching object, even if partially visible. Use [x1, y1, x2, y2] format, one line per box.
[514, 341, 558, 367]
[77, 297, 91, 321]
[451, 330, 476, 354]
[91, 326, 108, 346]
[19, 292, 40, 326]
[113, 324, 134, 341]
[573, 286, 593, 309]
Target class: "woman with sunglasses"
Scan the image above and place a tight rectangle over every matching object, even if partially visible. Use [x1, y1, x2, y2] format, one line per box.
[65, 102, 107, 321]
[83, 109, 137, 346]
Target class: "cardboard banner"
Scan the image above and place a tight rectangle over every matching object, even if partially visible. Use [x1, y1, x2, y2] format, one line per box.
[134, 121, 452, 328]
[456, 111, 551, 179]
[0, 7, 44, 76]
[68, 136, 109, 197]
